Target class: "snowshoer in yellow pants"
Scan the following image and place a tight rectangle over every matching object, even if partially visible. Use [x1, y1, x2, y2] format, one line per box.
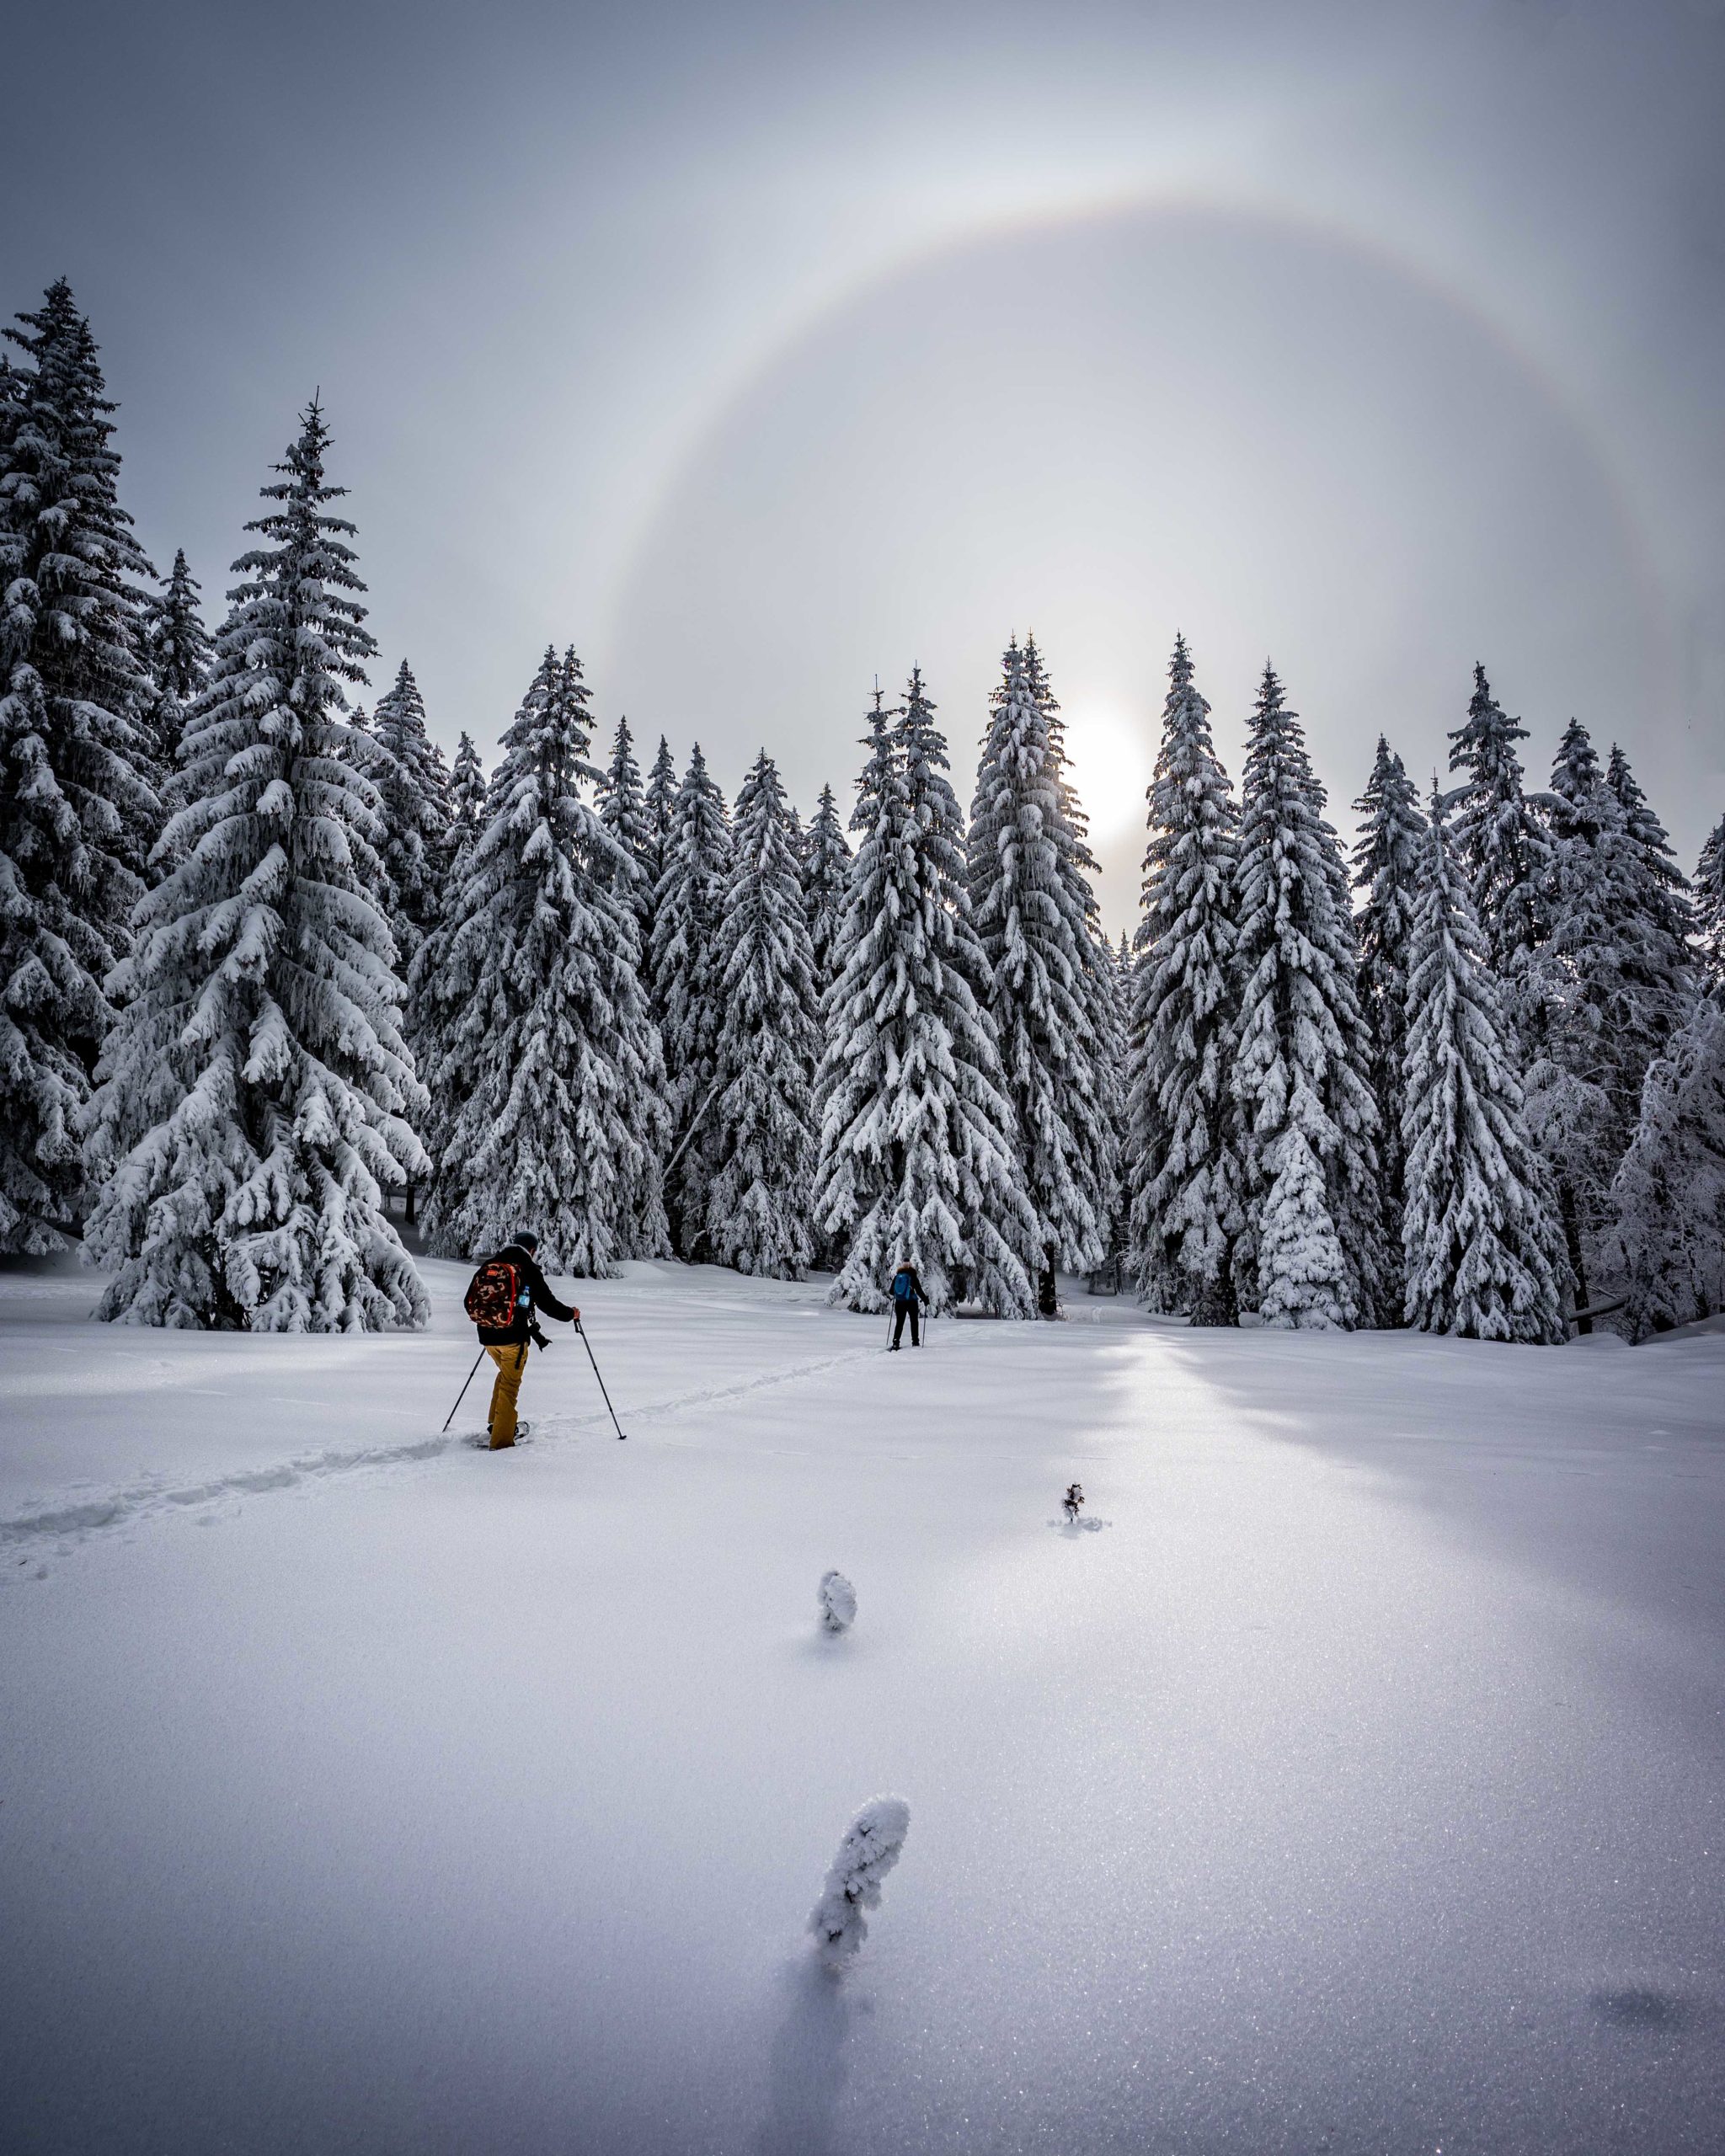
[485, 1342, 529, 1449]
[462, 1231, 578, 1449]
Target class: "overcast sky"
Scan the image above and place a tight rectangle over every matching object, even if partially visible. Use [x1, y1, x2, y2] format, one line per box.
[5, 0, 1722, 926]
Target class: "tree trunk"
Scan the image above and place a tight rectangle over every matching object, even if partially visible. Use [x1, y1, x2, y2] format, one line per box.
[1560, 1180, 1591, 1335]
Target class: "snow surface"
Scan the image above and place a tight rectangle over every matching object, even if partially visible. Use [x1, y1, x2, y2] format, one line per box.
[3, 1253, 1722, 2153]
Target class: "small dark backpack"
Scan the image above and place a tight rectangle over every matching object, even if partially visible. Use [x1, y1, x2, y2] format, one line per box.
[464, 1257, 521, 1331]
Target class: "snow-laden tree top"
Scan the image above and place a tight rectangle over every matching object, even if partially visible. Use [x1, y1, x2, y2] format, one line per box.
[84, 399, 428, 1331]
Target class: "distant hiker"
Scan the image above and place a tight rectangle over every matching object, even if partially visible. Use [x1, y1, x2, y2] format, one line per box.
[462, 1232, 577, 1449]
[888, 1261, 927, 1350]
[1063, 1482, 1085, 1524]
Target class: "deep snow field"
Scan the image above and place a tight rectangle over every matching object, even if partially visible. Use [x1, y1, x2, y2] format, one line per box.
[2, 1254, 1722, 2156]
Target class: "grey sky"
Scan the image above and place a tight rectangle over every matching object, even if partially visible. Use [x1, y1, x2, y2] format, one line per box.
[5, 0, 1722, 926]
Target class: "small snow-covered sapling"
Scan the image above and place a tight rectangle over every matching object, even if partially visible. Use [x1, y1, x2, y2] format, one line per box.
[818, 1569, 857, 1633]
[1063, 1482, 1085, 1523]
[809, 1796, 911, 1972]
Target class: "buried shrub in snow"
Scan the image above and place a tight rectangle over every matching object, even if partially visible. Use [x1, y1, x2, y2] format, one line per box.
[809, 1797, 911, 1971]
[818, 1570, 857, 1633]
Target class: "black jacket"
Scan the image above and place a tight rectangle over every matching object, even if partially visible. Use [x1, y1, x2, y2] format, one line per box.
[477, 1244, 578, 1346]
[889, 1265, 927, 1307]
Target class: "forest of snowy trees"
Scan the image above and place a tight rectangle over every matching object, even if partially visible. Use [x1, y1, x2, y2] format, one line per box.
[5, 280, 1724, 1341]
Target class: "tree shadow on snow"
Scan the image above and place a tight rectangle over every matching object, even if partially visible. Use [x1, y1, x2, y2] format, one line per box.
[1151, 1322, 1725, 1642]
[756, 1961, 852, 2156]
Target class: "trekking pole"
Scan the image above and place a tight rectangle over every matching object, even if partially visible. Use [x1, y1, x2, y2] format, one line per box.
[441, 1346, 487, 1434]
[575, 1320, 629, 1440]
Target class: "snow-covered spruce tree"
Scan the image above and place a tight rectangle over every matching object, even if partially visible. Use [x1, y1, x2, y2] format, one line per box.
[1526, 728, 1696, 1318]
[425, 647, 668, 1272]
[444, 729, 488, 855]
[0, 280, 161, 1251]
[814, 676, 1037, 1315]
[369, 659, 448, 969]
[1024, 632, 1124, 1245]
[141, 547, 213, 780]
[1547, 717, 1605, 848]
[809, 1798, 911, 1972]
[1123, 636, 1246, 1322]
[1103, 927, 1135, 1271]
[802, 782, 853, 1004]
[644, 733, 679, 890]
[1523, 724, 1633, 1314]
[1612, 994, 1725, 1339]
[1697, 814, 1725, 990]
[705, 750, 820, 1277]
[1232, 665, 1381, 1327]
[596, 714, 655, 942]
[808, 698, 895, 1274]
[82, 401, 429, 1329]
[1400, 787, 1566, 1342]
[650, 744, 732, 1257]
[1606, 742, 1696, 985]
[1445, 664, 1551, 1011]
[406, 730, 489, 1196]
[1350, 737, 1425, 1309]
[968, 636, 1110, 1310]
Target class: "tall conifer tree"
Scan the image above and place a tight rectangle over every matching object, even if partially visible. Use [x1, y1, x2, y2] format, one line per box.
[408, 730, 488, 1195]
[969, 637, 1111, 1309]
[596, 715, 654, 940]
[0, 280, 160, 1249]
[644, 734, 679, 889]
[1696, 814, 1725, 989]
[1547, 718, 1605, 847]
[651, 744, 733, 1257]
[1446, 664, 1551, 1005]
[83, 402, 428, 1328]
[1401, 789, 1566, 1342]
[445, 730, 488, 853]
[814, 675, 1036, 1314]
[1124, 636, 1244, 1322]
[802, 782, 853, 1006]
[1023, 633, 1124, 1214]
[369, 659, 448, 969]
[141, 547, 213, 781]
[1232, 665, 1381, 1326]
[1526, 726, 1695, 1316]
[1612, 995, 1725, 1339]
[1606, 743, 1695, 969]
[1100, 928, 1135, 1277]
[707, 751, 820, 1275]
[425, 648, 668, 1271]
[810, 696, 894, 1275]
[1351, 737, 1425, 1307]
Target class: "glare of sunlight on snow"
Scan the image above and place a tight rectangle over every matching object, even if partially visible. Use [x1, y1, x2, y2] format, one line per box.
[1060, 707, 1151, 842]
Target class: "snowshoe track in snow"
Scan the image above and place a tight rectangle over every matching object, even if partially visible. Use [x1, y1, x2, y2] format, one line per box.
[2, 1434, 465, 1569]
[1, 1341, 888, 1566]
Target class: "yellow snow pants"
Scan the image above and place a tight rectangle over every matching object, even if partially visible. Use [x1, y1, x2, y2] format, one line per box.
[486, 1342, 528, 1449]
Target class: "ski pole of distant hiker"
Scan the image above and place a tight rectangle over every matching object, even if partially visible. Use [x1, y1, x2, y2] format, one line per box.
[441, 1346, 487, 1434]
[576, 1320, 628, 1440]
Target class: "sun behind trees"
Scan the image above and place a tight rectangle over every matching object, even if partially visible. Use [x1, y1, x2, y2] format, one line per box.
[3, 277, 1721, 1338]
